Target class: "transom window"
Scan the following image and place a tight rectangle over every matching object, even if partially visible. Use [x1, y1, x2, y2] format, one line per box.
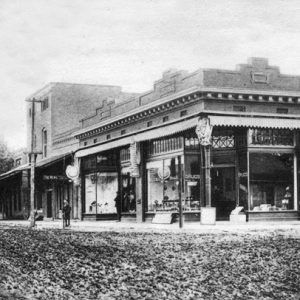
[212, 128, 235, 149]
[249, 129, 293, 146]
[148, 136, 183, 156]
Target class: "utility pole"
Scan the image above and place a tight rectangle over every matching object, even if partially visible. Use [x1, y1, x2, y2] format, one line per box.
[26, 98, 42, 228]
[177, 155, 183, 228]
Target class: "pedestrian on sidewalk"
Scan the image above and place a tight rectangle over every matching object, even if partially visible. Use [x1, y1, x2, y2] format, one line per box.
[63, 200, 71, 227]
[114, 191, 122, 221]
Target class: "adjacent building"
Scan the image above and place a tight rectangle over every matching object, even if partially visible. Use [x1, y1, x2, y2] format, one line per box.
[0, 82, 136, 220]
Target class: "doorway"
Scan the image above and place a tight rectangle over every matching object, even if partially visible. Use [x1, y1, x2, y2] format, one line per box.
[211, 167, 236, 220]
[46, 191, 52, 218]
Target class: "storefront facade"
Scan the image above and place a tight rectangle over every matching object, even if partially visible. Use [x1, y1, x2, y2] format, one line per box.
[0, 165, 30, 220]
[74, 58, 300, 222]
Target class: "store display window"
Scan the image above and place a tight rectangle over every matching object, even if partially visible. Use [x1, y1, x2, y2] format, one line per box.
[147, 157, 182, 212]
[249, 152, 294, 211]
[85, 172, 118, 214]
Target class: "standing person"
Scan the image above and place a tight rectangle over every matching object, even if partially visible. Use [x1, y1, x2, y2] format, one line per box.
[282, 186, 292, 210]
[63, 200, 71, 227]
[129, 190, 135, 212]
[114, 191, 121, 221]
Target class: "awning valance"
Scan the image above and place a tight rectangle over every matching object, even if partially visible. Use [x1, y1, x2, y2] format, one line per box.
[209, 115, 300, 129]
[75, 117, 198, 158]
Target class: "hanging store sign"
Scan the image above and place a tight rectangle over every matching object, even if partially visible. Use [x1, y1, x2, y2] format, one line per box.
[195, 117, 213, 146]
[66, 165, 79, 180]
[157, 166, 171, 180]
[130, 142, 140, 177]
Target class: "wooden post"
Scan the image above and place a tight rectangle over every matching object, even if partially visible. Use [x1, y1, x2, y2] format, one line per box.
[235, 152, 240, 207]
[199, 146, 205, 207]
[135, 142, 145, 223]
[204, 146, 211, 207]
[178, 155, 183, 228]
[26, 98, 42, 228]
[29, 154, 36, 227]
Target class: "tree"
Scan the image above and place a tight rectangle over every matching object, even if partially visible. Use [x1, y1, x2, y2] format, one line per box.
[0, 139, 14, 174]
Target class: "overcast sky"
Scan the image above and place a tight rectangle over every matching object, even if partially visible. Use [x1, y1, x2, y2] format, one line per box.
[0, 0, 300, 149]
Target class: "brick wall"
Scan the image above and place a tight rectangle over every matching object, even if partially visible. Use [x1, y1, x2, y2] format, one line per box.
[26, 82, 135, 160]
[79, 57, 300, 135]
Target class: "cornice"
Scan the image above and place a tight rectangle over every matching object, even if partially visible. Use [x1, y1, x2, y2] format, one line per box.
[25, 83, 55, 101]
[74, 86, 300, 140]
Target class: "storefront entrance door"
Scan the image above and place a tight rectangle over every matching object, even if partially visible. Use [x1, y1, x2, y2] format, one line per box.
[47, 191, 52, 218]
[211, 167, 236, 220]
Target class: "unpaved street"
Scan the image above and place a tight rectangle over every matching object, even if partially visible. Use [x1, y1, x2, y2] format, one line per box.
[0, 228, 299, 299]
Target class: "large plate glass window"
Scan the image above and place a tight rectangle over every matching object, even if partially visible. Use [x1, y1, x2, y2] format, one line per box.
[249, 153, 294, 211]
[147, 157, 183, 212]
[85, 172, 118, 214]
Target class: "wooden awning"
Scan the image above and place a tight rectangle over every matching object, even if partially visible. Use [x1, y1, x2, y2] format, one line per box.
[209, 115, 300, 129]
[75, 117, 198, 158]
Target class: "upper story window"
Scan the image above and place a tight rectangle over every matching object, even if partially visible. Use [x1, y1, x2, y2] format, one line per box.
[147, 121, 153, 127]
[276, 108, 288, 114]
[233, 105, 246, 112]
[163, 116, 169, 123]
[180, 110, 187, 117]
[41, 97, 49, 111]
[42, 129, 48, 157]
[15, 158, 21, 167]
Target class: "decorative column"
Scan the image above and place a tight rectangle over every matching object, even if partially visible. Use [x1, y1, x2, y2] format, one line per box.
[130, 141, 144, 223]
[196, 116, 216, 225]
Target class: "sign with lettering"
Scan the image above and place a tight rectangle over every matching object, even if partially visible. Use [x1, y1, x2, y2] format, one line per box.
[152, 212, 174, 224]
[66, 165, 79, 180]
[130, 142, 140, 177]
[196, 117, 213, 146]
[238, 172, 247, 178]
[43, 175, 68, 181]
[185, 175, 201, 180]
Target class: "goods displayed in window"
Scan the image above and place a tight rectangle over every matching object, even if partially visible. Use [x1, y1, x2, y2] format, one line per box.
[249, 153, 294, 211]
[147, 157, 200, 212]
[85, 172, 118, 214]
[147, 158, 180, 212]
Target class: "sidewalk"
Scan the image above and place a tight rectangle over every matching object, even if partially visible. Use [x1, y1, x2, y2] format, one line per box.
[0, 219, 300, 236]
